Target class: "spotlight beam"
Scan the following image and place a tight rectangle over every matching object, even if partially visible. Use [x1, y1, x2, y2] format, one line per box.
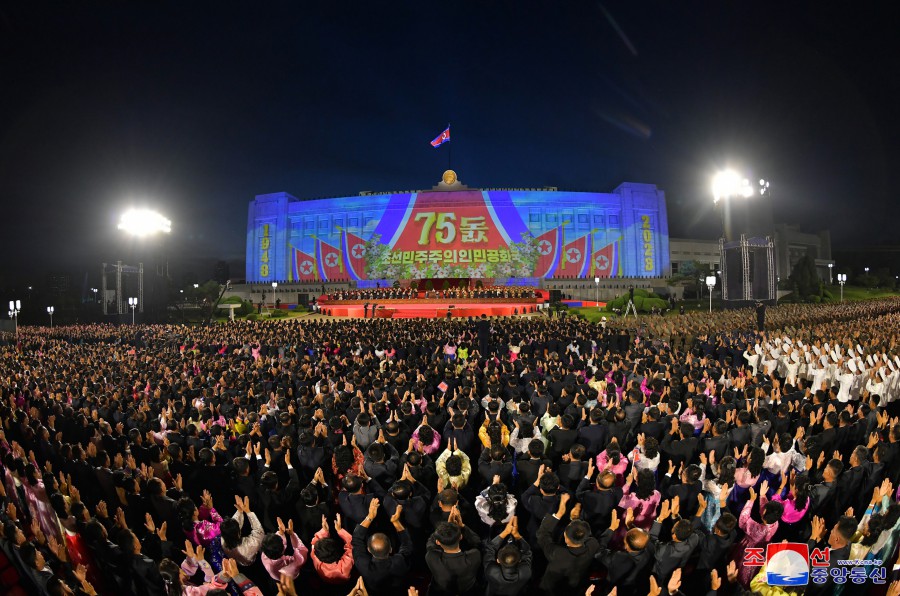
[118, 209, 172, 237]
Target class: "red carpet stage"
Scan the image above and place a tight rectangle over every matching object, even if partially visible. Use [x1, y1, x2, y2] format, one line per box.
[317, 297, 544, 319]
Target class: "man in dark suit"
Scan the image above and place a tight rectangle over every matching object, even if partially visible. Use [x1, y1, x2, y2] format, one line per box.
[660, 420, 699, 469]
[352, 498, 413, 595]
[537, 494, 600, 594]
[595, 513, 652, 591]
[660, 463, 703, 517]
[522, 469, 563, 543]
[576, 408, 609, 458]
[727, 410, 753, 449]
[483, 517, 532, 596]
[338, 474, 387, 529]
[514, 440, 551, 498]
[477, 315, 491, 355]
[477, 446, 514, 487]
[557, 444, 589, 492]
[576, 465, 622, 531]
[834, 445, 870, 516]
[808, 457, 843, 523]
[635, 407, 666, 443]
[700, 419, 730, 463]
[806, 515, 856, 595]
[648, 499, 702, 584]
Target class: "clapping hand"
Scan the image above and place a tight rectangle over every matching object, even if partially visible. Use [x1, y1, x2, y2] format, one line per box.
[390, 504, 404, 529]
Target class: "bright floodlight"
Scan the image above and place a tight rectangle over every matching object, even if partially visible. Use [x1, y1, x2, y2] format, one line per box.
[118, 209, 172, 236]
[706, 275, 717, 287]
[712, 170, 755, 203]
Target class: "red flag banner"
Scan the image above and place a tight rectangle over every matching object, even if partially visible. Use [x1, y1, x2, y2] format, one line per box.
[533, 227, 561, 278]
[561, 234, 591, 277]
[292, 248, 318, 282]
[342, 230, 368, 281]
[316, 238, 345, 281]
[592, 240, 619, 278]
[430, 126, 450, 147]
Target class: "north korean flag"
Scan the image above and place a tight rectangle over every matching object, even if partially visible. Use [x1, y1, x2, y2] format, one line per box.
[533, 227, 561, 278]
[592, 240, 618, 278]
[430, 126, 450, 147]
[342, 231, 368, 281]
[316, 238, 345, 282]
[292, 248, 318, 282]
[561, 234, 591, 278]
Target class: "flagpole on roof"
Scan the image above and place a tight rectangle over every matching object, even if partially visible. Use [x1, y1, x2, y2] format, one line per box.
[447, 123, 451, 171]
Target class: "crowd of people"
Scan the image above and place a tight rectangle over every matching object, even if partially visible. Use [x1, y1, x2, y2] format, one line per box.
[321, 286, 538, 302]
[5, 298, 900, 595]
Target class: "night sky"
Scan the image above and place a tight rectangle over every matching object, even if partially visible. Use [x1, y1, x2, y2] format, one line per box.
[1, 2, 897, 287]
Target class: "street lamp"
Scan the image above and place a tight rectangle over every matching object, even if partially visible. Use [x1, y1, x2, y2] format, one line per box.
[865, 267, 870, 274]
[128, 297, 138, 324]
[837, 273, 847, 303]
[46, 306, 54, 328]
[828, 263, 833, 284]
[8, 300, 20, 337]
[705, 275, 717, 313]
[272, 281, 278, 310]
[594, 277, 600, 310]
[90, 288, 98, 303]
[759, 179, 771, 196]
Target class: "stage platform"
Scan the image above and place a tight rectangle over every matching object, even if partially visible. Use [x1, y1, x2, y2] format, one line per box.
[318, 298, 543, 319]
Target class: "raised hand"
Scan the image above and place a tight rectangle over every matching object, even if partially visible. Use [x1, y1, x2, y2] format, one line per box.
[658, 499, 671, 521]
[697, 493, 707, 512]
[648, 575, 662, 596]
[668, 568, 682, 595]
[726, 560, 739, 583]
[710, 569, 722, 591]
[390, 504, 404, 529]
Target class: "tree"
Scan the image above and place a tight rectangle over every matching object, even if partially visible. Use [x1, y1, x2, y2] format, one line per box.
[788, 255, 821, 300]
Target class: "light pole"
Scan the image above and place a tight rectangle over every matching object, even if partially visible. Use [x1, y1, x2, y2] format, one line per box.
[91, 288, 98, 303]
[705, 275, 716, 314]
[128, 297, 138, 324]
[8, 300, 20, 337]
[272, 281, 278, 310]
[46, 306, 54, 328]
[837, 273, 846, 303]
[828, 263, 833, 284]
[594, 277, 600, 310]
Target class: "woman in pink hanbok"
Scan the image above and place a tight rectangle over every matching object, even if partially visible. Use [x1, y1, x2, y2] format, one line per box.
[618, 468, 661, 531]
[596, 440, 630, 485]
[732, 480, 783, 586]
[22, 465, 61, 543]
[177, 490, 226, 572]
